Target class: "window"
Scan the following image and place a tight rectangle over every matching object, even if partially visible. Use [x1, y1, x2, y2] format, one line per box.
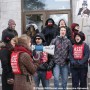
[23, 0, 70, 11]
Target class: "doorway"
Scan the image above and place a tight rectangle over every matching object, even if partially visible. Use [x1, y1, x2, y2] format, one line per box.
[22, 10, 72, 33]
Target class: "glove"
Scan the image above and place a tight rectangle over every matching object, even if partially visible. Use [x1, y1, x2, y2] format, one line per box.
[71, 61, 80, 68]
[71, 60, 76, 65]
[77, 60, 83, 65]
[37, 63, 48, 71]
[7, 78, 14, 84]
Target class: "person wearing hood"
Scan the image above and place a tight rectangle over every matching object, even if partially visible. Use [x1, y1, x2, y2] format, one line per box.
[0, 30, 18, 90]
[33, 33, 51, 90]
[2, 19, 18, 42]
[41, 18, 58, 45]
[25, 24, 39, 44]
[69, 31, 89, 89]
[71, 23, 80, 45]
[50, 26, 72, 90]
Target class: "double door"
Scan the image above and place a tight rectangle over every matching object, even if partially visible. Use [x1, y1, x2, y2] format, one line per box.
[22, 10, 72, 32]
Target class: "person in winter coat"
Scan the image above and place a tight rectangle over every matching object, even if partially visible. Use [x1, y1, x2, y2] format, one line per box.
[0, 30, 18, 90]
[11, 34, 40, 90]
[2, 19, 18, 42]
[71, 23, 80, 45]
[50, 26, 72, 90]
[57, 19, 72, 42]
[25, 24, 39, 44]
[41, 18, 58, 45]
[69, 31, 89, 90]
[33, 33, 50, 90]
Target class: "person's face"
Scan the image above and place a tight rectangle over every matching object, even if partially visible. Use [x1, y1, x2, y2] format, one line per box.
[75, 35, 81, 43]
[60, 27, 66, 37]
[59, 20, 65, 27]
[11, 24, 16, 30]
[10, 36, 17, 47]
[75, 26, 79, 31]
[47, 20, 53, 26]
[35, 37, 42, 45]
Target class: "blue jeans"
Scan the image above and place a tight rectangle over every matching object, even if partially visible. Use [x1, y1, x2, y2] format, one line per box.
[34, 71, 49, 90]
[53, 64, 68, 90]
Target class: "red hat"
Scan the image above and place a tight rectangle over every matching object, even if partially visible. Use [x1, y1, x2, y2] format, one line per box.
[8, 19, 16, 27]
[71, 23, 79, 31]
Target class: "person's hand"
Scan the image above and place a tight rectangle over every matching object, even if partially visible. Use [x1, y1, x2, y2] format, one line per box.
[71, 60, 76, 65]
[7, 78, 14, 84]
[77, 60, 83, 65]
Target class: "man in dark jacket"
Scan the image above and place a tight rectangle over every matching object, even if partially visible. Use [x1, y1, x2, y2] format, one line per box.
[69, 31, 89, 89]
[2, 19, 18, 42]
[0, 19, 18, 90]
[41, 18, 58, 45]
[33, 33, 50, 89]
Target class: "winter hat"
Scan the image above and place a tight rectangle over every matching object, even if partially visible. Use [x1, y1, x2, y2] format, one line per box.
[26, 24, 38, 31]
[82, 1, 87, 6]
[2, 30, 17, 43]
[34, 33, 45, 42]
[45, 18, 55, 26]
[8, 19, 16, 27]
[74, 31, 85, 41]
[71, 23, 79, 31]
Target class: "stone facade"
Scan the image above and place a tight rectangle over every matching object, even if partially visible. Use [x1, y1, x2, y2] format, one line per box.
[72, 0, 90, 47]
[0, 0, 21, 39]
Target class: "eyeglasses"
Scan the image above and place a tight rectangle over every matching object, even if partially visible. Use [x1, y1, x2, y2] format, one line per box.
[35, 38, 41, 40]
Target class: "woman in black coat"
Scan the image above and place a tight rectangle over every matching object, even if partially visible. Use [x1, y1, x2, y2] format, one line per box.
[0, 28, 18, 90]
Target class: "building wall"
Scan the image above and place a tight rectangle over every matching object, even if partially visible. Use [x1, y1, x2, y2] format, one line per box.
[72, 0, 90, 47]
[0, 0, 21, 40]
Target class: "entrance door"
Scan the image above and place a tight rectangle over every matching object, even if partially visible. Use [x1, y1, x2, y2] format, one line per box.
[23, 10, 71, 32]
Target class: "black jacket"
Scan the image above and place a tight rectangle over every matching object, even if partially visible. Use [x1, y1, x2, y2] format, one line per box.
[0, 44, 14, 90]
[37, 55, 55, 71]
[41, 18, 58, 45]
[2, 27, 18, 42]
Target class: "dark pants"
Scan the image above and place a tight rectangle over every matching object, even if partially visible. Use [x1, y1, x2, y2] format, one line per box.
[2, 72, 13, 90]
[71, 67, 88, 90]
[34, 71, 49, 90]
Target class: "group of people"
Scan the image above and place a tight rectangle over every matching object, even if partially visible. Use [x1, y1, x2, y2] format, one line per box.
[0, 18, 89, 90]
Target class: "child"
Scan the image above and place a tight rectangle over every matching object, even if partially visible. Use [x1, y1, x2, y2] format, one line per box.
[69, 31, 89, 89]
